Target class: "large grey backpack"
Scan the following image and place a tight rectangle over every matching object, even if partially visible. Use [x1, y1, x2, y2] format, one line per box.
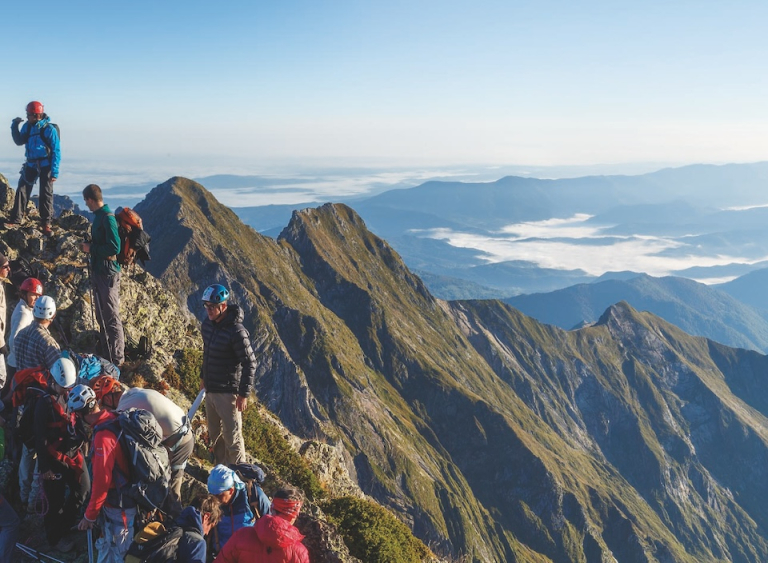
[97, 408, 170, 511]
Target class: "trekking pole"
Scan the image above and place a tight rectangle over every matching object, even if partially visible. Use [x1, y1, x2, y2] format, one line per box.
[87, 528, 94, 563]
[15, 543, 68, 563]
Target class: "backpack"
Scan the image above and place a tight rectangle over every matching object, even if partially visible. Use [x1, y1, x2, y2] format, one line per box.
[125, 521, 202, 563]
[74, 353, 120, 383]
[229, 463, 268, 517]
[95, 408, 170, 512]
[115, 207, 151, 267]
[38, 122, 60, 155]
[9, 367, 49, 448]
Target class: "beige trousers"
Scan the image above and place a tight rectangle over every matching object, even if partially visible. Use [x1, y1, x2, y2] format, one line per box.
[205, 392, 246, 466]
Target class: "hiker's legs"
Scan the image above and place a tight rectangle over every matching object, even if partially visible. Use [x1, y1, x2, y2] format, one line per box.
[0, 494, 19, 561]
[94, 272, 125, 365]
[42, 474, 67, 544]
[18, 444, 37, 506]
[167, 431, 194, 517]
[37, 166, 54, 226]
[206, 392, 245, 465]
[0, 356, 7, 394]
[95, 506, 135, 563]
[205, 394, 225, 465]
[11, 165, 38, 222]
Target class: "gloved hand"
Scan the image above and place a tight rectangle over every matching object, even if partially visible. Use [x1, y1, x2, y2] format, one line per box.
[11, 117, 23, 125]
[0, 345, 9, 356]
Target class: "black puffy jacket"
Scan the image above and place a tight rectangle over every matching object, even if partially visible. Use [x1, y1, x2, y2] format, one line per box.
[201, 304, 257, 396]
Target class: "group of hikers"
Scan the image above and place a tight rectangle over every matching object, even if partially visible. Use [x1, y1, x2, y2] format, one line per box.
[0, 101, 312, 562]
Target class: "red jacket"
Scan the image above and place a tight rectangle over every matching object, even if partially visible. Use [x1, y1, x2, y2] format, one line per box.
[216, 514, 310, 563]
[84, 410, 130, 521]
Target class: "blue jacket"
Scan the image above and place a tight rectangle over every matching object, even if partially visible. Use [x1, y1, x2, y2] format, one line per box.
[175, 506, 207, 563]
[215, 478, 255, 550]
[11, 115, 60, 177]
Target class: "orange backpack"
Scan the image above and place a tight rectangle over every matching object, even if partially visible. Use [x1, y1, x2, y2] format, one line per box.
[115, 207, 151, 266]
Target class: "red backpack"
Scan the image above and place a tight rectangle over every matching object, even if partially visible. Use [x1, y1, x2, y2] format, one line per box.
[115, 207, 151, 267]
[10, 367, 49, 447]
[10, 366, 48, 408]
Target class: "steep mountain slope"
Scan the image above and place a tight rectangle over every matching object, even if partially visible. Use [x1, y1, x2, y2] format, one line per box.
[140, 177, 768, 562]
[717, 268, 768, 312]
[506, 274, 768, 352]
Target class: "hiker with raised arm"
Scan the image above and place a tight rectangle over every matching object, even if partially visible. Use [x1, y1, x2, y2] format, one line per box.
[69, 384, 136, 562]
[8, 101, 60, 235]
[80, 183, 125, 367]
[216, 487, 310, 563]
[200, 284, 256, 466]
[13, 295, 60, 371]
[93, 376, 194, 517]
[32, 358, 88, 553]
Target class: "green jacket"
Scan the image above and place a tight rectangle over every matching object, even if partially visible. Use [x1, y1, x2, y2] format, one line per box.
[91, 204, 121, 276]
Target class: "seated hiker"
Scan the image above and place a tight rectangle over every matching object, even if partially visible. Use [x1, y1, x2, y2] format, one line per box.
[0, 493, 19, 562]
[13, 295, 60, 371]
[33, 358, 89, 553]
[207, 464, 259, 553]
[93, 376, 194, 517]
[6, 277, 43, 384]
[175, 494, 223, 563]
[69, 384, 137, 563]
[215, 487, 310, 563]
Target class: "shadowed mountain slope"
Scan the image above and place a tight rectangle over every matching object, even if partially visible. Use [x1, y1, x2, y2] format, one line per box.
[139, 177, 768, 562]
[505, 274, 768, 352]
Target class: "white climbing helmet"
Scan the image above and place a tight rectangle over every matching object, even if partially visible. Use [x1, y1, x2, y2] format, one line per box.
[51, 357, 77, 389]
[67, 384, 96, 412]
[33, 295, 56, 320]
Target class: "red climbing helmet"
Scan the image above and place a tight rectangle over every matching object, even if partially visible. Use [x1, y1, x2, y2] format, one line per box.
[20, 277, 43, 296]
[26, 101, 44, 115]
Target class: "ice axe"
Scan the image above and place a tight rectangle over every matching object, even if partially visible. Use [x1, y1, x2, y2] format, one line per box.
[188, 389, 206, 420]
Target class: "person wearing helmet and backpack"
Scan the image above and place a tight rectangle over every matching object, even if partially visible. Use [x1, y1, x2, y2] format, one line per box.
[81, 183, 125, 366]
[32, 358, 89, 552]
[69, 384, 137, 563]
[93, 376, 194, 517]
[6, 277, 43, 382]
[13, 295, 60, 371]
[8, 101, 60, 235]
[200, 284, 256, 466]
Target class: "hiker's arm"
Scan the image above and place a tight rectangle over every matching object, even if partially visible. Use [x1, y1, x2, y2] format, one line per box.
[234, 326, 257, 399]
[45, 126, 60, 178]
[10, 121, 27, 146]
[84, 430, 118, 521]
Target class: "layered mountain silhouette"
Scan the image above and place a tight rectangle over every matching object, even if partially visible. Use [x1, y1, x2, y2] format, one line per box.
[506, 274, 768, 352]
[137, 177, 768, 562]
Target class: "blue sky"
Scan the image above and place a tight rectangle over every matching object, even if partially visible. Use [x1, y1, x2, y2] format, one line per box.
[2, 1, 768, 182]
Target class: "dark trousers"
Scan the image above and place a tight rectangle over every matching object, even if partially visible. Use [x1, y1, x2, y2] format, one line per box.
[93, 272, 125, 365]
[42, 458, 90, 545]
[13, 164, 54, 225]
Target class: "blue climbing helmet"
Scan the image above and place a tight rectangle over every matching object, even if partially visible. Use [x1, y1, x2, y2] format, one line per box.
[202, 284, 230, 304]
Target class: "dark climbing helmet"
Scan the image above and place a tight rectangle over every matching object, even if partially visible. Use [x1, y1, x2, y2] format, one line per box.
[26, 101, 43, 115]
[202, 284, 230, 304]
[20, 277, 43, 296]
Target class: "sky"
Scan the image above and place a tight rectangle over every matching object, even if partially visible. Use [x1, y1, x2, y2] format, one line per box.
[2, 0, 768, 182]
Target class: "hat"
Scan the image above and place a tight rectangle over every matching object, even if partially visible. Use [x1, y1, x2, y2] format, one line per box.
[207, 465, 236, 494]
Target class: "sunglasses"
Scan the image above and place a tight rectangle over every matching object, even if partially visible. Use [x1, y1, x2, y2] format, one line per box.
[203, 302, 220, 310]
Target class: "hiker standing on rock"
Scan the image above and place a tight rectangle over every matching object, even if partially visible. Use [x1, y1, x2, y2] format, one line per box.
[6, 277, 43, 384]
[8, 101, 59, 235]
[0, 254, 10, 392]
[80, 184, 125, 366]
[14, 295, 60, 371]
[200, 284, 256, 466]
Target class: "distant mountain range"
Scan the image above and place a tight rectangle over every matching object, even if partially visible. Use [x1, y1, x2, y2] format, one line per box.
[505, 273, 768, 353]
[136, 177, 768, 561]
[227, 162, 768, 297]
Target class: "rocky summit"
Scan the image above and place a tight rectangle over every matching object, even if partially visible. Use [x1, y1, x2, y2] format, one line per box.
[130, 176, 768, 562]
